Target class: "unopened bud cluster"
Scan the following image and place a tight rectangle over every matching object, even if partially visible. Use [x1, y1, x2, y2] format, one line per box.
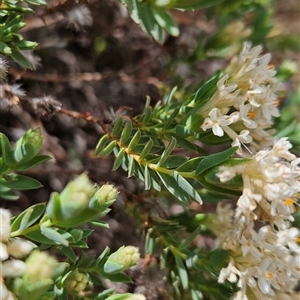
[0, 209, 34, 299]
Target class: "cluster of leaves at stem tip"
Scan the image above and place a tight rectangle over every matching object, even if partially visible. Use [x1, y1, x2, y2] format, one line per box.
[0, 0, 46, 68]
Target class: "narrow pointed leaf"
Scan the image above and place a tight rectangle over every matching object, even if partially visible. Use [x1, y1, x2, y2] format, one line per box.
[174, 255, 189, 289]
[195, 147, 237, 175]
[144, 165, 151, 190]
[111, 117, 124, 137]
[94, 134, 109, 155]
[120, 120, 133, 144]
[0, 133, 16, 167]
[112, 149, 126, 171]
[151, 6, 179, 37]
[157, 172, 190, 204]
[157, 137, 176, 167]
[140, 139, 153, 159]
[100, 141, 117, 157]
[128, 130, 141, 151]
[173, 171, 202, 204]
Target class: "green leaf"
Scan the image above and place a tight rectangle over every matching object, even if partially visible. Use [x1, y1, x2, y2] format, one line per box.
[40, 226, 69, 246]
[170, 0, 225, 10]
[94, 134, 109, 155]
[100, 141, 117, 157]
[142, 106, 152, 126]
[14, 143, 37, 163]
[174, 255, 189, 289]
[144, 165, 151, 190]
[128, 155, 137, 177]
[160, 155, 189, 169]
[195, 147, 237, 175]
[112, 148, 126, 171]
[112, 117, 123, 137]
[0, 133, 16, 167]
[157, 137, 176, 167]
[127, 130, 141, 151]
[121, 0, 140, 24]
[0, 186, 19, 200]
[58, 246, 76, 263]
[0, 41, 12, 55]
[140, 138, 153, 159]
[10, 49, 32, 69]
[178, 227, 201, 250]
[151, 6, 179, 36]
[136, 2, 164, 43]
[163, 107, 180, 130]
[157, 172, 190, 204]
[100, 272, 132, 283]
[120, 120, 133, 144]
[1, 174, 43, 190]
[103, 261, 123, 274]
[173, 171, 202, 204]
[15, 155, 51, 171]
[148, 168, 161, 191]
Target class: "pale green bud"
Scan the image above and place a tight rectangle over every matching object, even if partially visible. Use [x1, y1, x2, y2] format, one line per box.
[89, 184, 118, 210]
[1, 260, 27, 277]
[24, 250, 58, 283]
[105, 246, 140, 273]
[64, 270, 89, 295]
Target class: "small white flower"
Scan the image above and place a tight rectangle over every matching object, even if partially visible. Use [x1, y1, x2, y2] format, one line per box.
[201, 108, 233, 136]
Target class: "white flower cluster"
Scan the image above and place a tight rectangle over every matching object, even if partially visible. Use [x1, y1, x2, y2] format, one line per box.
[201, 43, 283, 154]
[214, 138, 300, 299]
[0, 209, 34, 300]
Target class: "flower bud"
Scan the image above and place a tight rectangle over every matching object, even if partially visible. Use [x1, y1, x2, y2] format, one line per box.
[24, 250, 57, 283]
[0, 281, 15, 300]
[0, 208, 11, 242]
[1, 259, 27, 277]
[89, 184, 118, 210]
[46, 174, 117, 227]
[64, 270, 88, 295]
[0, 243, 9, 261]
[104, 246, 140, 274]
[7, 239, 34, 258]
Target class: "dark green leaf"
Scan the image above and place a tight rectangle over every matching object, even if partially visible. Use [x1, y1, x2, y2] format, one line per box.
[140, 139, 153, 159]
[160, 155, 189, 169]
[128, 130, 141, 151]
[0, 133, 16, 167]
[163, 108, 180, 130]
[178, 227, 201, 250]
[120, 120, 133, 144]
[112, 149, 126, 171]
[174, 255, 189, 289]
[58, 246, 76, 263]
[1, 174, 43, 190]
[100, 141, 117, 157]
[173, 171, 202, 204]
[142, 106, 152, 126]
[15, 155, 51, 171]
[10, 49, 32, 69]
[195, 147, 237, 175]
[157, 172, 190, 204]
[157, 137, 176, 167]
[170, 0, 225, 10]
[151, 6, 179, 36]
[112, 117, 124, 137]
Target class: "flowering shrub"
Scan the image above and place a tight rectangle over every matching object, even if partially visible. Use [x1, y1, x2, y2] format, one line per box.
[0, 0, 299, 299]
